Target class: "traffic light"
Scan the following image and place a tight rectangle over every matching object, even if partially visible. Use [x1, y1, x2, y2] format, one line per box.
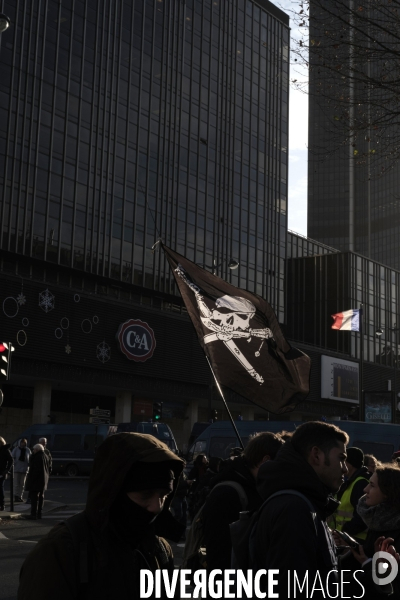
[0, 342, 14, 380]
[153, 402, 163, 421]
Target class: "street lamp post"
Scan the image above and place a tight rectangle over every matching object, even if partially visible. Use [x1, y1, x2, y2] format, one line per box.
[0, 13, 10, 63]
[376, 325, 399, 423]
[0, 14, 11, 34]
[198, 258, 239, 275]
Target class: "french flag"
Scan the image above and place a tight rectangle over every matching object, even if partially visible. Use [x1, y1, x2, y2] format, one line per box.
[331, 309, 360, 331]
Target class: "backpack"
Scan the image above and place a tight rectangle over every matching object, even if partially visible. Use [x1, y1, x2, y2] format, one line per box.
[230, 490, 318, 570]
[182, 480, 248, 570]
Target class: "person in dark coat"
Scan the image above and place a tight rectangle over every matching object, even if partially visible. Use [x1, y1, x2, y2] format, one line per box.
[0, 436, 13, 510]
[12, 438, 32, 502]
[196, 456, 222, 493]
[187, 454, 209, 519]
[253, 421, 349, 599]
[39, 437, 52, 474]
[189, 456, 222, 517]
[18, 433, 185, 600]
[170, 470, 190, 539]
[202, 431, 284, 572]
[23, 444, 50, 520]
[187, 454, 208, 491]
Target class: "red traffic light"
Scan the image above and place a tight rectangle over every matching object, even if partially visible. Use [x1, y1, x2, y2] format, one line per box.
[0, 344, 6, 353]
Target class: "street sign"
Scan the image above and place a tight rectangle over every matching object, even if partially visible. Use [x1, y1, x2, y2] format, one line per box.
[89, 416, 110, 424]
[90, 408, 111, 417]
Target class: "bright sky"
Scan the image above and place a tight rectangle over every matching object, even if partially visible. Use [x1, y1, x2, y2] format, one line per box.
[272, 0, 308, 237]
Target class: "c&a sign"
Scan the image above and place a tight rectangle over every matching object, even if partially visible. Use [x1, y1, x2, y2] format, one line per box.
[117, 319, 156, 362]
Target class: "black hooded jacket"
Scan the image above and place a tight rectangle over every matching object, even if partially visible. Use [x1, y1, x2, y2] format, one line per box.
[18, 433, 184, 600]
[25, 450, 49, 492]
[202, 455, 263, 571]
[253, 442, 340, 599]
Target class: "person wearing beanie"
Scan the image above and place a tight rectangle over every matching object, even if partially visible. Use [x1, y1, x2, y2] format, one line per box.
[18, 433, 185, 600]
[331, 446, 370, 542]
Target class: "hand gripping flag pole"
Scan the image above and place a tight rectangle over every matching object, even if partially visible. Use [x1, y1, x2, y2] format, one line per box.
[161, 244, 311, 438]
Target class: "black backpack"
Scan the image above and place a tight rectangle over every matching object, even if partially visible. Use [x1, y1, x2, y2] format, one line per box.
[182, 480, 248, 570]
[230, 489, 318, 570]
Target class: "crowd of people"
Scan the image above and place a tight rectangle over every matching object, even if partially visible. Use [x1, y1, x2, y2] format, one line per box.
[181, 423, 400, 599]
[0, 424, 398, 599]
[0, 436, 52, 518]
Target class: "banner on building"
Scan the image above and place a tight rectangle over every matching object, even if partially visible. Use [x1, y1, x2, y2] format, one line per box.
[321, 355, 359, 403]
[364, 391, 392, 423]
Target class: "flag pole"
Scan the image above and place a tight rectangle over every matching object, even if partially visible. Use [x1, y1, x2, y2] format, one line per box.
[206, 356, 245, 450]
[359, 303, 364, 421]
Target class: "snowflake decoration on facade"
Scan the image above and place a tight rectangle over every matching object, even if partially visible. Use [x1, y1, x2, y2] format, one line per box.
[96, 341, 111, 363]
[16, 293, 26, 306]
[65, 344, 72, 354]
[39, 289, 55, 313]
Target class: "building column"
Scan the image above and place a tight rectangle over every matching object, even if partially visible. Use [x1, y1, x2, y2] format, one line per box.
[32, 381, 52, 424]
[241, 405, 254, 421]
[115, 390, 132, 424]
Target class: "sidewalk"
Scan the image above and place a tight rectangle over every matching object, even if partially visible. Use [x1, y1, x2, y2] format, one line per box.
[0, 499, 67, 520]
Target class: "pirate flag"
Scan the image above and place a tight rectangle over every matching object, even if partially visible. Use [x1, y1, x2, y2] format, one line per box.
[163, 245, 311, 414]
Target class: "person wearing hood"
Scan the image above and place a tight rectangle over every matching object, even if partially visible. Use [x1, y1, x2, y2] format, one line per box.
[12, 438, 31, 502]
[18, 432, 184, 600]
[331, 446, 370, 542]
[0, 436, 13, 511]
[202, 431, 284, 572]
[253, 421, 349, 598]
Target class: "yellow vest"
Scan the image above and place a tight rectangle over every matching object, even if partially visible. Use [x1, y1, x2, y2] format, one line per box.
[335, 476, 368, 540]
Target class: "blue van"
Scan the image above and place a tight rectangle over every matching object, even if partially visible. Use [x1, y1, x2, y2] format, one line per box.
[186, 420, 400, 463]
[14, 421, 178, 476]
[12, 424, 117, 477]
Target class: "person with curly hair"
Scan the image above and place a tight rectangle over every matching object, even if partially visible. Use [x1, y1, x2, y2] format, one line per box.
[340, 463, 400, 599]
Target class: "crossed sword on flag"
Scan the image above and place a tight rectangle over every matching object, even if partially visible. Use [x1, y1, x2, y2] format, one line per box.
[175, 264, 274, 384]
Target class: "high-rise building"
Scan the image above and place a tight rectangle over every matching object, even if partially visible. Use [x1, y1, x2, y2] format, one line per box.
[307, 1, 400, 270]
[0, 0, 290, 441]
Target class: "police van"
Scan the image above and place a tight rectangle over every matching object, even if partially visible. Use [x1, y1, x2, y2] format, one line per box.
[186, 420, 400, 464]
[14, 421, 178, 476]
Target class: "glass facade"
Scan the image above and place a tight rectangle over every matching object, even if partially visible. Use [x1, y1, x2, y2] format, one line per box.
[287, 251, 400, 369]
[0, 0, 289, 320]
[287, 230, 339, 260]
[307, 0, 400, 271]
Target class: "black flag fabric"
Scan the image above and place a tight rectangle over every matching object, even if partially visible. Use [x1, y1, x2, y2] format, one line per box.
[162, 245, 311, 414]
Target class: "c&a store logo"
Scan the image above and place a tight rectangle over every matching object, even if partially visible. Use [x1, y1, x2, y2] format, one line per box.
[117, 319, 156, 363]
